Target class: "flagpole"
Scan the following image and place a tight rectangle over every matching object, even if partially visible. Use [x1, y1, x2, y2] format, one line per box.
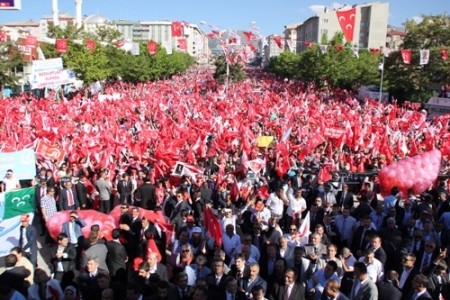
[378, 53, 385, 104]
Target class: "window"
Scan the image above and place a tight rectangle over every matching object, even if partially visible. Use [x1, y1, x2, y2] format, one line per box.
[320, 29, 328, 35]
[359, 42, 364, 48]
[360, 21, 366, 27]
[360, 32, 365, 37]
[321, 18, 329, 24]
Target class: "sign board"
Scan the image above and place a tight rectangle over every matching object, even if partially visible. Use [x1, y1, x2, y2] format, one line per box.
[31, 57, 63, 73]
[0, 0, 21, 10]
[324, 127, 345, 139]
[29, 69, 76, 89]
[0, 149, 36, 180]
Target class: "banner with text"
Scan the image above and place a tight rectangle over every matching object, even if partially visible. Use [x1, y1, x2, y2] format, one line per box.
[0, 149, 36, 180]
[29, 69, 76, 89]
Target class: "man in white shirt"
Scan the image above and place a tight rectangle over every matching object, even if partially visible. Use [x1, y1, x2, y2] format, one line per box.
[307, 261, 341, 300]
[222, 224, 241, 259]
[358, 249, 383, 283]
[1, 169, 20, 192]
[287, 189, 307, 228]
[334, 207, 357, 248]
[266, 188, 289, 219]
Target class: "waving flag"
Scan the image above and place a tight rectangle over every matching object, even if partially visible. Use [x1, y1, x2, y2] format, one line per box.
[298, 211, 310, 245]
[36, 140, 66, 162]
[203, 206, 222, 247]
[172, 21, 183, 37]
[336, 8, 356, 42]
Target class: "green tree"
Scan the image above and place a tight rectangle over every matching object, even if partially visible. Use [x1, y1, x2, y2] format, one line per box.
[266, 51, 301, 79]
[213, 56, 246, 84]
[385, 14, 450, 102]
[0, 41, 24, 99]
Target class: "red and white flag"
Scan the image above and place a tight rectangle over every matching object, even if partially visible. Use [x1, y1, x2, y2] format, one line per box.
[244, 158, 265, 174]
[273, 36, 283, 49]
[36, 140, 66, 162]
[147, 41, 157, 55]
[420, 49, 430, 65]
[298, 211, 311, 245]
[171, 21, 183, 37]
[56, 38, 68, 53]
[441, 48, 448, 61]
[336, 8, 356, 42]
[85, 40, 96, 52]
[177, 39, 187, 52]
[204, 206, 223, 247]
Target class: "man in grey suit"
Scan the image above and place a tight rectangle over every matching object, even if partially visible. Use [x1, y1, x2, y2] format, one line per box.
[81, 232, 108, 271]
[148, 252, 169, 282]
[94, 170, 111, 213]
[349, 262, 378, 300]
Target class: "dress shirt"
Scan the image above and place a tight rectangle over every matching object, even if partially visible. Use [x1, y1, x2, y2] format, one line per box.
[222, 234, 241, 258]
[266, 193, 285, 216]
[286, 195, 307, 217]
[358, 257, 383, 283]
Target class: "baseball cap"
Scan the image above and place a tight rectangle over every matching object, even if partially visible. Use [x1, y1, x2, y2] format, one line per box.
[192, 227, 202, 234]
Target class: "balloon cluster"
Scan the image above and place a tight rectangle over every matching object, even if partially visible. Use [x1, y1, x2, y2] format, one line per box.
[378, 149, 442, 197]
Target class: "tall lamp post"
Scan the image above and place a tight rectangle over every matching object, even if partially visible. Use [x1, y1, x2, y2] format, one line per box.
[378, 54, 385, 103]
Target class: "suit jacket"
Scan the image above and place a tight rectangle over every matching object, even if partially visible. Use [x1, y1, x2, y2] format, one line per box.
[106, 240, 128, 275]
[193, 198, 204, 222]
[437, 200, 450, 219]
[118, 179, 133, 202]
[323, 223, 341, 245]
[376, 280, 402, 300]
[320, 292, 349, 300]
[59, 187, 80, 210]
[414, 250, 438, 270]
[242, 276, 267, 295]
[286, 257, 313, 287]
[154, 262, 169, 282]
[19, 225, 37, 255]
[137, 183, 156, 210]
[351, 227, 376, 253]
[167, 286, 191, 300]
[205, 273, 231, 293]
[310, 210, 325, 230]
[61, 218, 87, 243]
[398, 267, 418, 300]
[200, 187, 213, 204]
[77, 268, 108, 299]
[49, 243, 77, 274]
[76, 181, 89, 207]
[404, 290, 433, 300]
[35, 185, 47, 209]
[269, 282, 306, 300]
[216, 290, 247, 300]
[229, 265, 250, 287]
[349, 277, 378, 300]
[0, 266, 31, 296]
[373, 246, 387, 266]
[304, 243, 327, 258]
[337, 191, 354, 208]
[81, 243, 109, 271]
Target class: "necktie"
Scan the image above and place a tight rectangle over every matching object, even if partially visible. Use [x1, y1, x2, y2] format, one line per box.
[313, 246, 318, 254]
[284, 285, 290, 300]
[412, 292, 418, 300]
[231, 295, 235, 300]
[68, 189, 74, 206]
[181, 290, 187, 300]
[325, 194, 328, 206]
[39, 283, 46, 300]
[216, 277, 220, 285]
[422, 254, 430, 270]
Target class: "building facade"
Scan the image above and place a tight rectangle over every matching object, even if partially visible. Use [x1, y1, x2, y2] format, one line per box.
[263, 35, 285, 63]
[296, 1, 389, 53]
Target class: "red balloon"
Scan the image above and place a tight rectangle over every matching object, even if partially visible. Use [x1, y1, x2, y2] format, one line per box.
[46, 210, 116, 241]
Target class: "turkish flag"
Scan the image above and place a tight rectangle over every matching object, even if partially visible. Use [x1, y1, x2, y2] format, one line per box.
[273, 36, 283, 49]
[177, 38, 187, 52]
[370, 48, 380, 55]
[334, 45, 344, 52]
[336, 8, 356, 42]
[56, 38, 68, 53]
[0, 31, 6, 42]
[26, 35, 37, 48]
[401, 49, 412, 64]
[171, 21, 182, 37]
[36, 140, 66, 162]
[203, 206, 223, 248]
[147, 41, 157, 55]
[303, 41, 313, 48]
[441, 48, 448, 61]
[86, 40, 96, 52]
[230, 179, 239, 202]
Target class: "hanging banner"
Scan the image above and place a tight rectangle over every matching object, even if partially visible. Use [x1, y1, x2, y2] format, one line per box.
[56, 38, 68, 53]
[0, 30, 6, 42]
[31, 57, 63, 73]
[336, 8, 356, 42]
[441, 48, 448, 61]
[420, 49, 430, 65]
[85, 40, 96, 52]
[0, 0, 21, 10]
[25, 35, 37, 48]
[401, 49, 412, 64]
[29, 69, 76, 89]
[0, 149, 36, 180]
[147, 41, 157, 55]
[177, 38, 187, 52]
[172, 21, 182, 37]
[35, 140, 66, 162]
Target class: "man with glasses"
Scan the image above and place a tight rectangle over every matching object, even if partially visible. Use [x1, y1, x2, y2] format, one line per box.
[62, 211, 87, 270]
[415, 241, 438, 273]
[284, 225, 301, 248]
[1, 169, 20, 192]
[398, 253, 419, 295]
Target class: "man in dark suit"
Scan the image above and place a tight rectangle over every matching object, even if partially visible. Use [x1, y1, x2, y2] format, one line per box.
[59, 181, 80, 211]
[35, 179, 48, 235]
[118, 172, 133, 204]
[310, 203, 325, 232]
[351, 216, 376, 257]
[216, 277, 247, 300]
[436, 191, 450, 219]
[290, 171, 302, 191]
[76, 174, 90, 209]
[167, 272, 191, 300]
[376, 271, 402, 300]
[320, 279, 349, 300]
[323, 214, 341, 245]
[137, 176, 156, 210]
[269, 267, 305, 300]
[336, 184, 354, 208]
[193, 191, 204, 224]
[349, 262, 378, 300]
[77, 256, 108, 299]
[241, 263, 267, 297]
[0, 254, 31, 297]
[49, 232, 76, 281]
[206, 259, 231, 293]
[404, 274, 433, 300]
[19, 213, 37, 268]
[370, 235, 387, 267]
[200, 181, 213, 205]
[397, 253, 419, 300]
[414, 241, 438, 272]
[106, 228, 128, 275]
[259, 243, 279, 279]
[148, 252, 169, 282]
[229, 254, 250, 288]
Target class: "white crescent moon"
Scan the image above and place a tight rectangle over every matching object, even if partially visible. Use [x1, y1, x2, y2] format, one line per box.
[339, 16, 346, 22]
[11, 197, 21, 203]
[22, 195, 30, 201]
[350, 13, 356, 20]
[346, 24, 353, 30]
[17, 202, 25, 207]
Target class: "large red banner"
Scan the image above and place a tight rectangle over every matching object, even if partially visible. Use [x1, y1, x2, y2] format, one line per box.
[336, 8, 356, 42]
[36, 140, 66, 162]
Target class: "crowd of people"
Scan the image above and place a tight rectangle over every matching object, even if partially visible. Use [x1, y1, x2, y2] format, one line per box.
[1, 67, 450, 300]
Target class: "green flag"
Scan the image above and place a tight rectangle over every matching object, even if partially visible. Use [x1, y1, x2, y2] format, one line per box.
[0, 187, 35, 220]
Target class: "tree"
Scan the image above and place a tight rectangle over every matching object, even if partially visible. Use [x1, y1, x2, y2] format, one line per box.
[384, 14, 450, 102]
[213, 56, 246, 84]
[0, 41, 24, 99]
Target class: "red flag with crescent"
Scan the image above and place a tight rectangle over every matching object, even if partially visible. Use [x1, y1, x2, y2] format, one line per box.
[336, 8, 356, 42]
[36, 140, 66, 162]
[147, 41, 157, 55]
[56, 38, 68, 53]
[172, 21, 183, 37]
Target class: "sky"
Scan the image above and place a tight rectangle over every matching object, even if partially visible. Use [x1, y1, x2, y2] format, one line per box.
[0, 0, 446, 36]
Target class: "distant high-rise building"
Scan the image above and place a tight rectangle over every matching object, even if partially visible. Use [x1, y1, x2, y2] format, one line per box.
[295, 1, 389, 52]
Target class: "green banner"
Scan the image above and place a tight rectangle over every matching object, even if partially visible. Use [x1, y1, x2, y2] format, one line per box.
[2, 187, 35, 220]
